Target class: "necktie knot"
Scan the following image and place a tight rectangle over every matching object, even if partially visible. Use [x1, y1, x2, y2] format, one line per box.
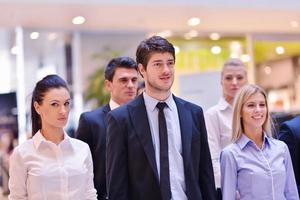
[156, 102, 167, 111]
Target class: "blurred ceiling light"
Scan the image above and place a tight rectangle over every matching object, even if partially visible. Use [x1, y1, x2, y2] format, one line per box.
[264, 66, 272, 74]
[211, 45, 222, 54]
[184, 34, 192, 40]
[241, 54, 250, 62]
[185, 30, 198, 38]
[11, 46, 19, 55]
[48, 33, 58, 41]
[290, 20, 299, 28]
[187, 17, 201, 26]
[230, 41, 242, 58]
[30, 32, 39, 40]
[157, 30, 173, 38]
[72, 16, 86, 25]
[174, 45, 180, 54]
[276, 46, 285, 55]
[209, 33, 220, 40]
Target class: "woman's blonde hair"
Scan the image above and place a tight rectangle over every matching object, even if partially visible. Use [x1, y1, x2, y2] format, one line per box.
[232, 84, 272, 142]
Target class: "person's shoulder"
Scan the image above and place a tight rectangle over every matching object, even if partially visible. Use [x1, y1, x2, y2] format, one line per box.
[269, 137, 289, 149]
[222, 142, 240, 155]
[11, 139, 34, 157]
[69, 137, 90, 149]
[173, 96, 203, 111]
[283, 115, 300, 128]
[205, 104, 219, 116]
[81, 105, 109, 118]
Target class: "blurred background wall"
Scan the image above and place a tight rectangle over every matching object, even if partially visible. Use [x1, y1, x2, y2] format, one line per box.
[0, 0, 299, 144]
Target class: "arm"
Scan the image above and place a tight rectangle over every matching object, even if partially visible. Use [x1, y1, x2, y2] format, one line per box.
[8, 147, 28, 200]
[198, 110, 217, 200]
[75, 114, 93, 149]
[106, 112, 128, 200]
[278, 124, 299, 183]
[283, 144, 299, 199]
[85, 147, 98, 200]
[220, 148, 237, 200]
[204, 110, 221, 188]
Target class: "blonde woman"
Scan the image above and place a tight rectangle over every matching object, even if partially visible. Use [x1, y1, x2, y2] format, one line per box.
[220, 84, 298, 200]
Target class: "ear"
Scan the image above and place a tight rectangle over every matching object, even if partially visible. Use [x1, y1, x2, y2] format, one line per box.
[104, 79, 112, 92]
[34, 101, 41, 115]
[138, 63, 145, 77]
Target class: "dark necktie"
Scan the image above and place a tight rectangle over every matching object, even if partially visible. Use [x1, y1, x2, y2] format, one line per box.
[156, 102, 171, 200]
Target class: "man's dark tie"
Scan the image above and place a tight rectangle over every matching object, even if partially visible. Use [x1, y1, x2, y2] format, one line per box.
[156, 102, 171, 200]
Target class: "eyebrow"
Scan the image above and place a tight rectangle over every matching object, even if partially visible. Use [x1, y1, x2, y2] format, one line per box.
[49, 98, 71, 102]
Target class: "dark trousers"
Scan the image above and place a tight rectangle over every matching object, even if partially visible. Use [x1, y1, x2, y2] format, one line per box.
[216, 188, 222, 200]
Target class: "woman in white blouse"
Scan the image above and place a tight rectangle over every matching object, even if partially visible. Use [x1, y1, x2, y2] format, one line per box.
[9, 75, 97, 200]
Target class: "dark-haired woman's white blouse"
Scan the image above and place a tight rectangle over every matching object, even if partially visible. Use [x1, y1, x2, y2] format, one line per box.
[8, 130, 97, 200]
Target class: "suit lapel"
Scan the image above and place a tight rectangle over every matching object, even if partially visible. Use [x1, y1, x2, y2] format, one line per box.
[128, 95, 159, 180]
[174, 96, 192, 167]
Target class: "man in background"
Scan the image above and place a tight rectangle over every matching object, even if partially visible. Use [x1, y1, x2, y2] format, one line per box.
[76, 57, 138, 200]
[278, 115, 300, 196]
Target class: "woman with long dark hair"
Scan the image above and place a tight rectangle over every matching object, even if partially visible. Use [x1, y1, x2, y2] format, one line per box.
[9, 74, 97, 200]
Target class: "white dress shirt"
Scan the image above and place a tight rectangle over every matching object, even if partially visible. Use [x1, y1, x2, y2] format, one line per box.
[9, 130, 97, 200]
[109, 99, 120, 110]
[143, 92, 187, 200]
[205, 97, 233, 188]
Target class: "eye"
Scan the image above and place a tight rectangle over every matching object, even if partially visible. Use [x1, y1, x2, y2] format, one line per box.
[167, 60, 175, 66]
[120, 78, 128, 83]
[225, 76, 233, 81]
[237, 76, 244, 80]
[259, 103, 266, 107]
[51, 102, 59, 107]
[64, 101, 70, 106]
[246, 103, 255, 108]
[153, 62, 162, 67]
[132, 77, 138, 83]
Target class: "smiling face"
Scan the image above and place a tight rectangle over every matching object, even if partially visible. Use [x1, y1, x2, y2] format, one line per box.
[34, 87, 71, 131]
[221, 65, 247, 103]
[139, 52, 175, 97]
[241, 92, 267, 132]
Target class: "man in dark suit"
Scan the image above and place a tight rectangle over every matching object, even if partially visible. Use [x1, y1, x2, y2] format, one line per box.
[106, 36, 216, 200]
[76, 57, 138, 200]
[278, 115, 300, 195]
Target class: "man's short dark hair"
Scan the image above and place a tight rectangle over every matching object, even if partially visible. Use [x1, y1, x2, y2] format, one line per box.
[136, 36, 175, 69]
[104, 57, 138, 81]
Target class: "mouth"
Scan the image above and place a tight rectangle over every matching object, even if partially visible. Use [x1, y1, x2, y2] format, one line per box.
[252, 115, 264, 120]
[58, 117, 67, 121]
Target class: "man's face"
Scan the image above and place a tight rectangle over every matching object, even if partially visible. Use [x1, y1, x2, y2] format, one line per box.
[221, 65, 247, 102]
[139, 52, 175, 95]
[105, 67, 138, 105]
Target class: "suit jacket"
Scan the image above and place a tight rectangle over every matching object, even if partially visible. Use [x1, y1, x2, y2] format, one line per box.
[106, 94, 216, 200]
[278, 115, 300, 195]
[76, 104, 110, 200]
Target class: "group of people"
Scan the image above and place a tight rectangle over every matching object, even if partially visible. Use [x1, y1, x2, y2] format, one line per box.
[6, 35, 300, 200]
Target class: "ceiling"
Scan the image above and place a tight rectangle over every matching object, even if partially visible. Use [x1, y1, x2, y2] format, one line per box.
[0, 1, 300, 35]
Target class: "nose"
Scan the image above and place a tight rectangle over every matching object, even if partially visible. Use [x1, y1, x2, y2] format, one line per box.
[232, 77, 238, 85]
[127, 80, 134, 88]
[60, 105, 67, 114]
[162, 63, 171, 73]
[255, 105, 262, 112]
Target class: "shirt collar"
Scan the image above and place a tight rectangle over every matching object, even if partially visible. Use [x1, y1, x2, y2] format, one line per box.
[237, 133, 271, 150]
[109, 99, 120, 110]
[33, 130, 73, 150]
[218, 97, 232, 111]
[143, 92, 175, 112]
